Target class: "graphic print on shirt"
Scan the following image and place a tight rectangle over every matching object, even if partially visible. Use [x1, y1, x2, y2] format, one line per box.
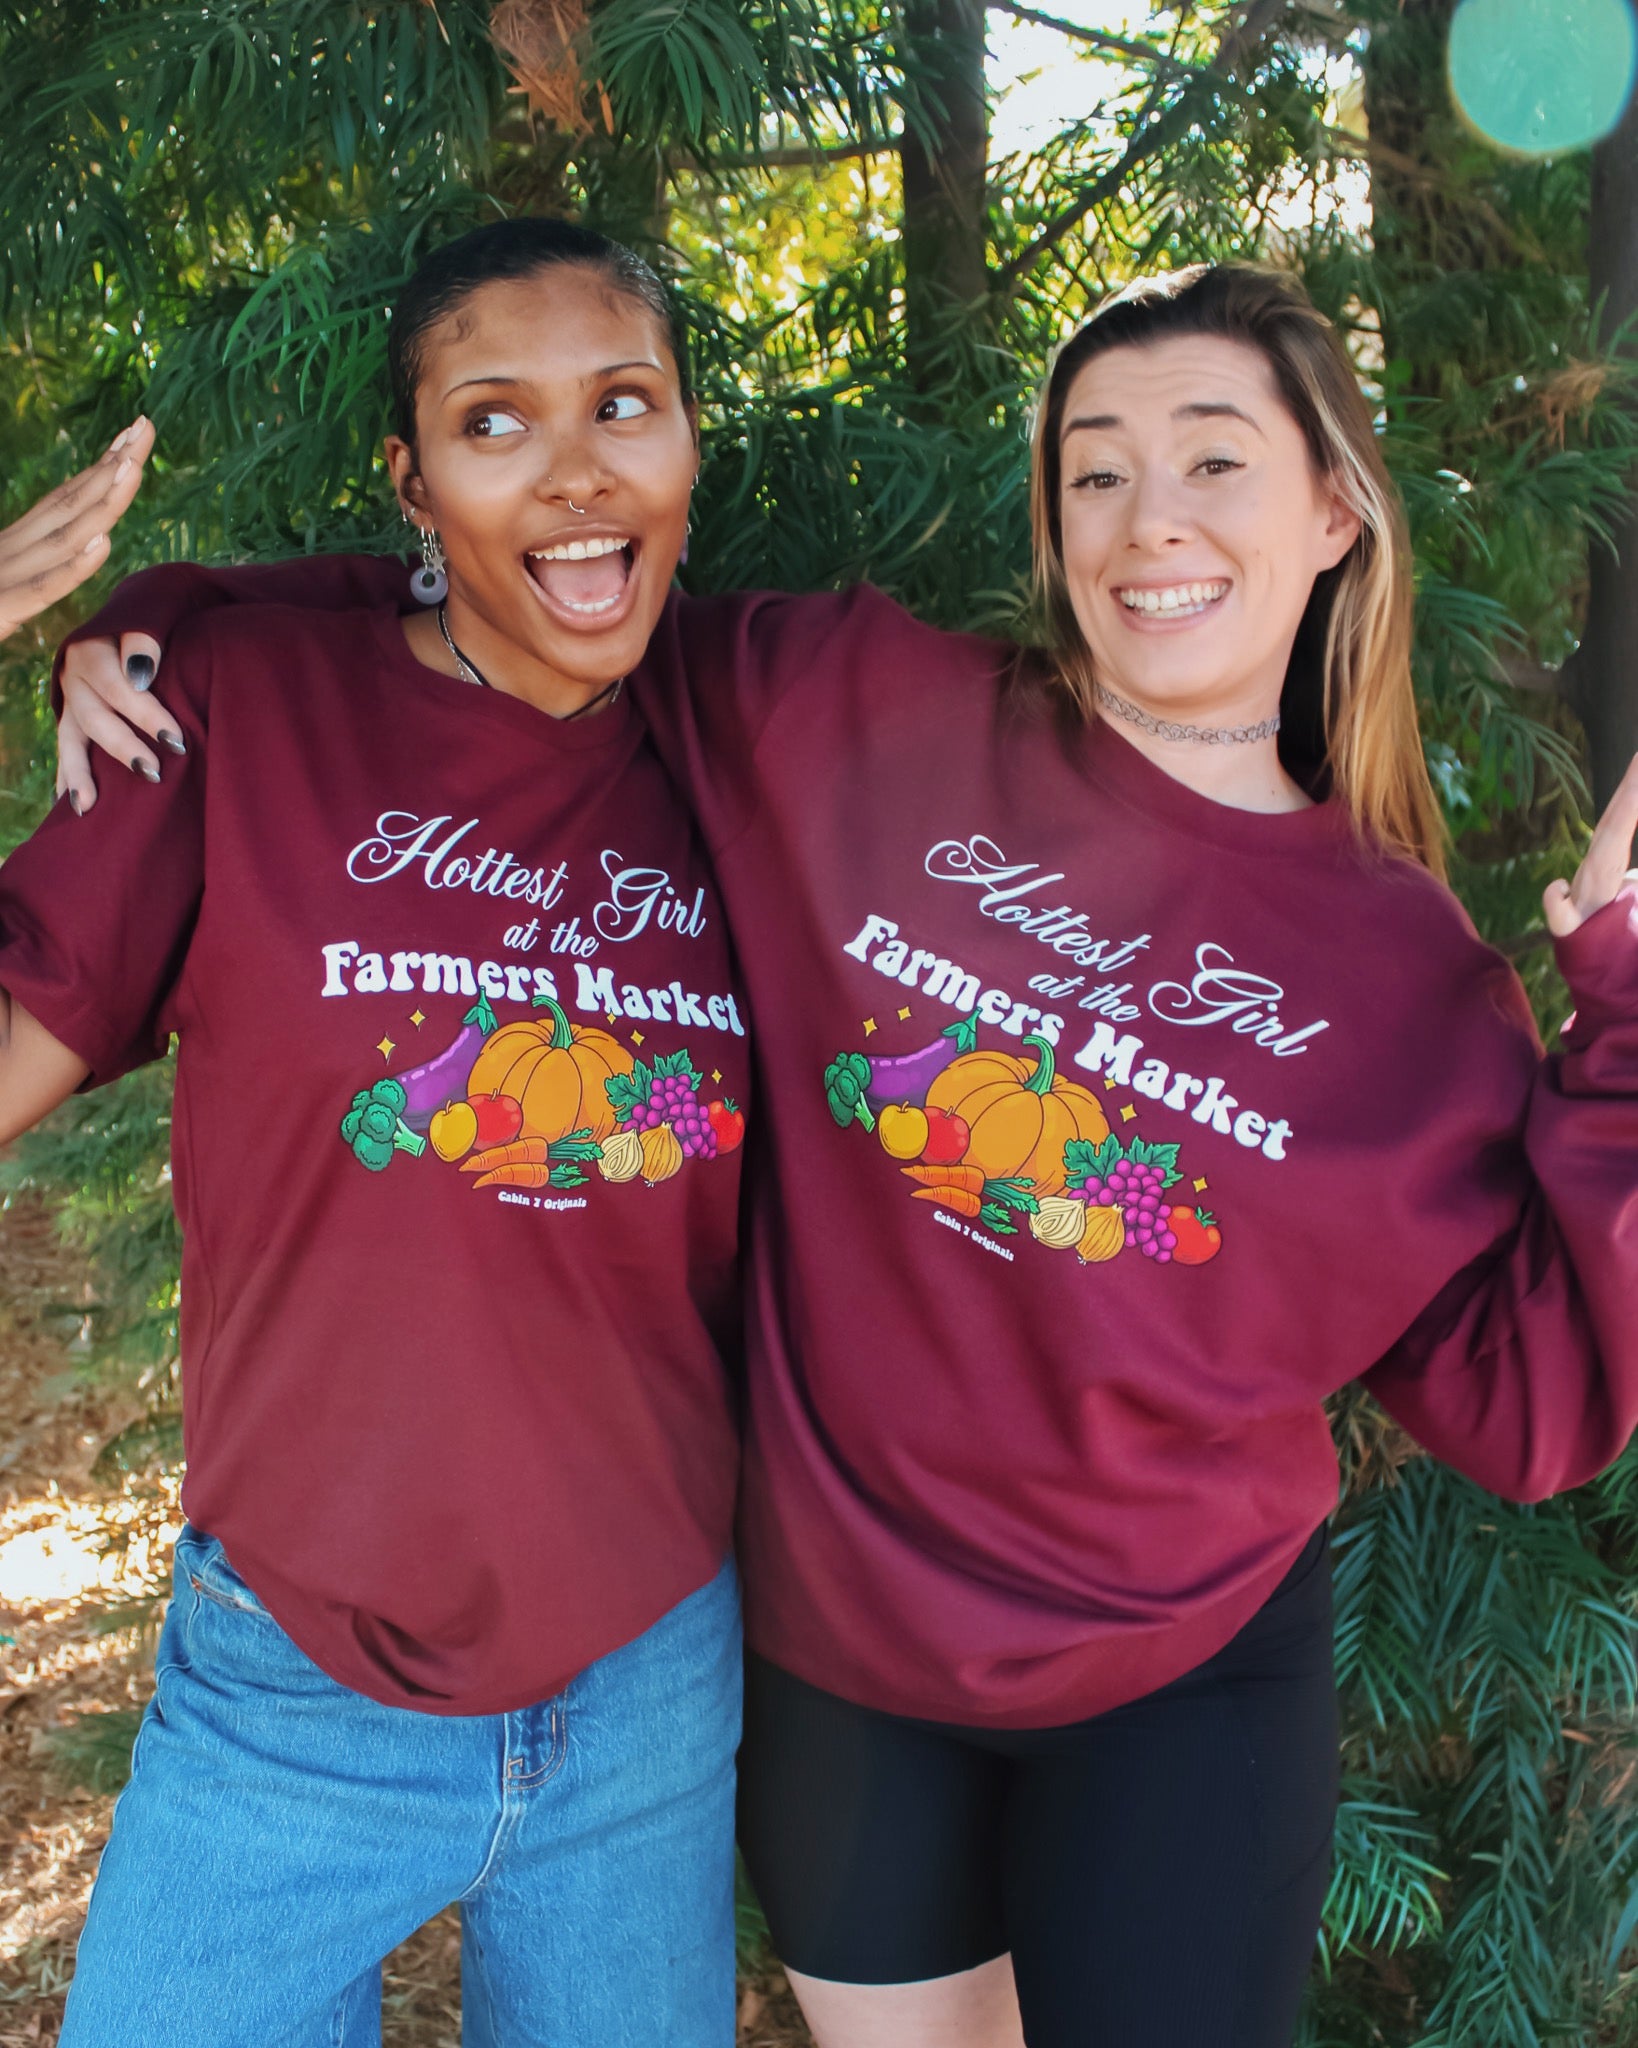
[326, 809, 746, 1207]
[809, 821, 1345, 1272]
[341, 991, 740, 1194]
[824, 1017, 1222, 1267]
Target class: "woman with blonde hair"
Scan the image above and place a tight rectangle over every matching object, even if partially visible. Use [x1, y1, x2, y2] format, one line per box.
[52, 260, 1638, 2048]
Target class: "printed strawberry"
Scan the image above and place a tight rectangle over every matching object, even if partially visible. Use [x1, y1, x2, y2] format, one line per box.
[1169, 1206, 1222, 1266]
[706, 1099, 745, 1154]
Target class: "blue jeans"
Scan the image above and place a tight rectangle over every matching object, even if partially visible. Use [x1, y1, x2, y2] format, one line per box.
[59, 1527, 742, 2048]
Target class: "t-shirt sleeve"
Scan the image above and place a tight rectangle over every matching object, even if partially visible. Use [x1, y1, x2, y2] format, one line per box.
[53, 553, 407, 703]
[634, 585, 978, 853]
[3, 622, 219, 1084]
[1363, 889, 1638, 1499]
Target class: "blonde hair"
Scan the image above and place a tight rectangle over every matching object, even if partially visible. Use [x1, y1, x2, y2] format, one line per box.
[1029, 263, 1445, 876]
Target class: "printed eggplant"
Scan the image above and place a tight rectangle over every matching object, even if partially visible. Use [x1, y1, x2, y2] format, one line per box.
[393, 995, 499, 1132]
[861, 1015, 978, 1112]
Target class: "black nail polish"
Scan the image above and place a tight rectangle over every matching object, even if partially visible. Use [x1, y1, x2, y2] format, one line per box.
[134, 757, 161, 784]
[68, 789, 83, 815]
[126, 653, 156, 690]
[159, 728, 186, 755]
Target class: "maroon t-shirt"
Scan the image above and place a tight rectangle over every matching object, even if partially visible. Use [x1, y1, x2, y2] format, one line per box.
[61, 564, 1638, 1728]
[6, 601, 747, 1713]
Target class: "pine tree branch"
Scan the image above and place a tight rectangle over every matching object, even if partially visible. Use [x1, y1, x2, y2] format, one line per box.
[671, 135, 904, 174]
[984, 3, 1200, 75]
[993, 0, 1288, 286]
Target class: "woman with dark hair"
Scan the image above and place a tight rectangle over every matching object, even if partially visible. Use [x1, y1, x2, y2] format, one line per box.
[51, 258, 1638, 2048]
[2, 219, 749, 2047]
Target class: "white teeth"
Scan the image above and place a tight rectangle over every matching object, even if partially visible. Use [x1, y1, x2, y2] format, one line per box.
[1117, 581, 1228, 616]
[529, 536, 630, 562]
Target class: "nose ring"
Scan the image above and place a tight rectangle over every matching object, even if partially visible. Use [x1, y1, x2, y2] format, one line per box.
[567, 500, 587, 515]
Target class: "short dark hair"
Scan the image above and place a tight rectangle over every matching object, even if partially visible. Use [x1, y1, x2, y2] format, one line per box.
[387, 216, 694, 442]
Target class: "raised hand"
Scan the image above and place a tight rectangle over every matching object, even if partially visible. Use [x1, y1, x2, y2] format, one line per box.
[1544, 749, 1638, 938]
[0, 419, 154, 643]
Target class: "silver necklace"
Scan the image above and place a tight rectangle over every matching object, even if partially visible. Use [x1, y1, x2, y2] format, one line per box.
[1094, 681, 1280, 747]
[437, 603, 624, 718]
[438, 603, 488, 688]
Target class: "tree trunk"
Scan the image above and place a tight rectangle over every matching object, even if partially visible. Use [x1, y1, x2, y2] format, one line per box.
[1361, 0, 1511, 393]
[1573, 86, 1638, 810]
[897, 0, 989, 392]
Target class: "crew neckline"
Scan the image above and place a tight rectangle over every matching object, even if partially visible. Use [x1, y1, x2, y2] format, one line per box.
[364, 604, 642, 755]
[1078, 710, 1349, 859]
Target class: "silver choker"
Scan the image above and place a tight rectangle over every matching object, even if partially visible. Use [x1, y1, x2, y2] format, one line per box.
[1095, 681, 1280, 747]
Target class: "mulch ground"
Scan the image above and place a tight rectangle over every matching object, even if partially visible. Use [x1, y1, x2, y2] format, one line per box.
[0, 1193, 811, 2045]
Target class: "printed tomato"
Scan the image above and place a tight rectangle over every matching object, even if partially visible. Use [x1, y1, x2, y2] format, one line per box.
[1169, 1206, 1222, 1266]
[706, 1099, 746, 1154]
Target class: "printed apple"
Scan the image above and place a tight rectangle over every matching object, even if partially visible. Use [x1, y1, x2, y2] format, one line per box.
[878, 1102, 930, 1161]
[706, 1099, 746, 1154]
[469, 1091, 524, 1150]
[428, 1099, 479, 1163]
[919, 1107, 970, 1166]
[1169, 1206, 1222, 1266]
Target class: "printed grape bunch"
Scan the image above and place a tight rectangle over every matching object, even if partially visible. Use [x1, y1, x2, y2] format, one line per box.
[1067, 1136, 1177, 1261]
[610, 1050, 719, 1159]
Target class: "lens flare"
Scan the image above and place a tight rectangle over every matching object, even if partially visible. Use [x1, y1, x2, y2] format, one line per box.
[1449, 0, 1636, 155]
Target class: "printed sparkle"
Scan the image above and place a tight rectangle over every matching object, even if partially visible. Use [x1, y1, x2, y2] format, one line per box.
[1119, 1104, 1138, 1124]
[1194, 1178, 1209, 1193]
[606, 1012, 620, 1026]
[1103, 1078, 1118, 1091]
[897, 1006, 912, 1022]
[630, 1030, 645, 1047]
[409, 1010, 426, 1029]
[376, 1036, 396, 1062]
[862, 1018, 878, 1037]
[711, 1070, 723, 1084]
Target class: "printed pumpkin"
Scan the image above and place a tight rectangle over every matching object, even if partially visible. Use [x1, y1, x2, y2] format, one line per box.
[465, 996, 635, 1145]
[925, 1035, 1108, 1196]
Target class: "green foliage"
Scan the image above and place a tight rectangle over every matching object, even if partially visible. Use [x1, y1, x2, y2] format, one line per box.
[46, 1707, 148, 1795]
[0, 5, 1632, 2042]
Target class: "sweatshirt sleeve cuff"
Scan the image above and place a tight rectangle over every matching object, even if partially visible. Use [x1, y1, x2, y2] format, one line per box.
[1554, 887, 1638, 1042]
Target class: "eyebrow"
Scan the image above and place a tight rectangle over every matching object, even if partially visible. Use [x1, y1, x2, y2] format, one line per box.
[443, 361, 664, 398]
[1062, 401, 1266, 438]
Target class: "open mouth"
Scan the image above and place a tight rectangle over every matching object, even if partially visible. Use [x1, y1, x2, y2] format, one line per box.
[524, 533, 638, 626]
[1115, 580, 1229, 622]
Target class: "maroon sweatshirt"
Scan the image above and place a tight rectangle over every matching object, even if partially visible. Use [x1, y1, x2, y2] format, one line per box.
[60, 561, 1638, 1727]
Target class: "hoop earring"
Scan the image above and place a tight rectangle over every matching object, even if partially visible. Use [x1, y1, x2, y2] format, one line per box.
[411, 526, 448, 606]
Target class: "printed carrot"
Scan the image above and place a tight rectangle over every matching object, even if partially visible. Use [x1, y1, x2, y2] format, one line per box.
[475, 1163, 557, 1189]
[911, 1186, 983, 1218]
[462, 1137, 550, 1174]
[474, 1161, 590, 1191]
[899, 1163, 985, 1193]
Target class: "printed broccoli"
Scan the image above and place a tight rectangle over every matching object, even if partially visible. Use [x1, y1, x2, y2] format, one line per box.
[341, 1077, 428, 1172]
[823, 1051, 876, 1134]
